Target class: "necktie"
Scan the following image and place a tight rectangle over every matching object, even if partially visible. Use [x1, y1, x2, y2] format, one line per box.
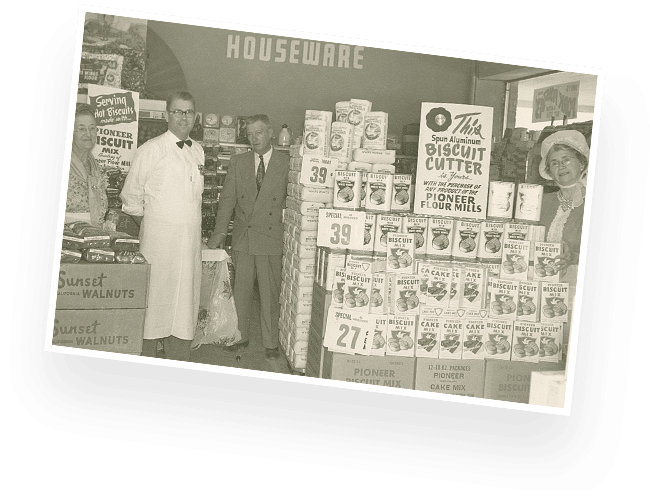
[256, 154, 265, 192]
[176, 139, 192, 149]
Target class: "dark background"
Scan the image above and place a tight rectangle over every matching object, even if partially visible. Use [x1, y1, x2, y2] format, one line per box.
[0, 0, 650, 498]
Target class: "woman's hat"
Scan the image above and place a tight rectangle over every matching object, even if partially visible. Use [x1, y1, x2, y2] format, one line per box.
[539, 130, 590, 180]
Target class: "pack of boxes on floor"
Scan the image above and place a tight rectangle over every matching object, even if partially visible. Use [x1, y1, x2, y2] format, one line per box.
[279, 99, 397, 371]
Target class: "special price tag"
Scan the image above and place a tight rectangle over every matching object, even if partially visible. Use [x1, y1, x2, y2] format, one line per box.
[300, 155, 338, 188]
[317, 209, 366, 251]
[323, 307, 371, 355]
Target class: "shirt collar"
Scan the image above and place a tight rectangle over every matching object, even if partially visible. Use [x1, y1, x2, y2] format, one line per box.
[255, 148, 273, 168]
[166, 129, 192, 147]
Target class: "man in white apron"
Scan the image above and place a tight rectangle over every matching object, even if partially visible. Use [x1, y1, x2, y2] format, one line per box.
[120, 91, 204, 361]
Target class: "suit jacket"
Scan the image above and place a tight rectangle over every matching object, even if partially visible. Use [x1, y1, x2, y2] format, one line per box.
[213, 149, 289, 255]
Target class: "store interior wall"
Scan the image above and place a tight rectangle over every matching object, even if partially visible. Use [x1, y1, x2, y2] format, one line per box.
[147, 21, 515, 143]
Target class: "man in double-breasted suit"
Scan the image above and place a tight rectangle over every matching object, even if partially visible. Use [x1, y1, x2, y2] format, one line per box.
[208, 114, 289, 359]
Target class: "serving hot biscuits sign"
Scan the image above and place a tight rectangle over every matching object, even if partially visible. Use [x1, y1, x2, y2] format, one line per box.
[413, 103, 493, 220]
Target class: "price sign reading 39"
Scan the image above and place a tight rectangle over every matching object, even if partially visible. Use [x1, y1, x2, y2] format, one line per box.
[299, 155, 337, 188]
[317, 209, 366, 250]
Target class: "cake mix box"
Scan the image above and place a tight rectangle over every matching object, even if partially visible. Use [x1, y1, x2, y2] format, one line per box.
[416, 261, 452, 309]
[333, 170, 362, 210]
[387, 274, 421, 315]
[426, 217, 455, 260]
[439, 316, 464, 360]
[391, 174, 413, 212]
[403, 215, 428, 256]
[361, 212, 376, 254]
[374, 214, 403, 256]
[538, 322, 563, 363]
[484, 319, 514, 360]
[366, 172, 393, 213]
[541, 282, 570, 323]
[511, 321, 541, 363]
[362, 111, 388, 150]
[477, 220, 505, 263]
[500, 239, 531, 281]
[386, 314, 417, 357]
[462, 317, 488, 360]
[415, 306, 441, 358]
[329, 121, 354, 163]
[533, 241, 562, 282]
[343, 264, 373, 312]
[487, 277, 519, 321]
[451, 219, 481, 262]
[331, 266, 347, 308]
[386, 232, 416, 274]
[517, 280, 541, 322]
[459, 265, 487, 310]
[369, 272, 387, 314]
[448, 265, 462, 310]
[369, 313, 387, 356]
[303, 118, 330, 156]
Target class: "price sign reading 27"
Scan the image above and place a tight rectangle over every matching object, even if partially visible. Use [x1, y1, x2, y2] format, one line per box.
[323, 308, 371, 355]
[317, 209, 366, 251]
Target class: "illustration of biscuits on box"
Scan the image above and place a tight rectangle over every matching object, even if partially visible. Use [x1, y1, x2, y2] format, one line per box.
[483, 231, 502, 254]
[517, 295, 537, 317]
[491, 293, 517, 315]
[396, 290, 419, 312]
[458, 230, 477, 253]
[333, 282, 344, 305]
[336, 179, 355, 203]
[360, 174, 367, 204]
[512, 336, 539, 358]
[484, 333, 511, 356]
[440, 333, 461, 354]
[431, 229, 450, 251]
[387, 248, 413, 270]
[387, 330, 414, 353]
[502, 253, 527, 274]
[539, 337, 560, 358]
[542, 297, 568, 319]
[463, 333, 484, 355]
[344, 286, 369, 308]
[370, 287, 383, 308]
[534, 256, 559, 278]
[393, 178, 411, 207]
[372, 329, 386, 351]
[369, 185, 386, 205]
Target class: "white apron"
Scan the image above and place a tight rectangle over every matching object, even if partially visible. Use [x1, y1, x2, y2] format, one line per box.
[139, 144, 203, 341]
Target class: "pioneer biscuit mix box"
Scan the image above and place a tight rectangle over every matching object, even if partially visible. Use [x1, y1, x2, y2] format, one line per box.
[533, 241, 562, 283]
[540, 282, 570, 323]
[488, 277, 519, 321]
[484, 319, 514, 360]
[538, 322, 563, 363]
[426, 217, 455, 261]
[511, 321, 541, 363]
[517, 280, 541, 322]
[386, 232, 416, 274]
[386, 314, 417, 357]
[387, 274, 421, 315]
[501, 239, 531, 281]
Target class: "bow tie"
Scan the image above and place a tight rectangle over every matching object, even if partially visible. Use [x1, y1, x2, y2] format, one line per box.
[176, 139, 192, 149]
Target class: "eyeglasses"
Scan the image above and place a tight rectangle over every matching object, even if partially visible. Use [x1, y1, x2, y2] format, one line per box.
[548, 156, 578, 170]
[168, 110, 196, 117]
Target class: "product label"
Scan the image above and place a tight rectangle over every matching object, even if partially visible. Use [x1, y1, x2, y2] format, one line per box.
[484, 319, 514, 360]
[533, 242, 562, 282]
[501, 239, 531, 280]
[386, 314, 417, 357]
[504, 222, 530, 241]
[361, 212, 376, 253]
[460, 265, 486, 310]
[488, 277, 519, 321]
[512, 321, 541, 363]
[369, 272, 386, 315]
[426, 217, 455, 259]
[451, 219, 481, 261]
[374, 214, 403, 253]
[343, 266, 373, 313]
[333, 170, 362, 210]
[386, 232, 416, 274]
[331, 266, 346, 308]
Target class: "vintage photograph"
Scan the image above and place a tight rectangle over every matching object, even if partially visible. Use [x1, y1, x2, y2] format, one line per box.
[49, 9, 600, 411]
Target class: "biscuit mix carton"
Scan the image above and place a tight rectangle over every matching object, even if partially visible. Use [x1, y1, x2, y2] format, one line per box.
[488, 277, 519, 321]
[439, 315, 464, 360]
[459, 265, 487, 310]
[373, 214, 403, 256]
[462, 317, 488, 360]
[500, 239, 531, 281]
[540, 282, 570, 323]
[451, 219, 481, 262]
[403, 215, 428, 256]
[533, 242, 562, 283]
[516, 280, 541, 322]
[416, 261, 452, 309]
[511, 321, 541, 363]
[366, 172, 393, 213]
[391, 174, 413, 213]
[387, 274, 421, 315]
[503, 222, 530, 241]
[359, 212, 376, 255]
[484, 319, 514, 360]
[386, 314, 417, 357]
[343, 263, 373, 312]
[426, 216, 455, 261]
[358, 171, 369, 208]
[538, 322, 563, 363]
[331, 266, 347, 308]
[386, 232, 416, 274]
[477, 220, 505, 263]
[369, 313, 388, 356]
[415, 306, 441, 359]
[369, 272, 387, 314]
[333, 170, 362, 210]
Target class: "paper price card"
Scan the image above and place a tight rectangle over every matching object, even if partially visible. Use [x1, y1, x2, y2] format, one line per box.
[300, 155, 338, 188]
[317, 209, 366, 251]
[323, 307, 371, 355]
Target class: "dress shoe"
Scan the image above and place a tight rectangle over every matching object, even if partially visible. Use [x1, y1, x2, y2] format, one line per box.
[224, 340, 249, 352]
[265, 347, 280, 360]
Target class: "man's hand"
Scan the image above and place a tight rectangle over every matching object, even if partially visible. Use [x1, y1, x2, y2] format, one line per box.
[207, 232, 226, 249]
